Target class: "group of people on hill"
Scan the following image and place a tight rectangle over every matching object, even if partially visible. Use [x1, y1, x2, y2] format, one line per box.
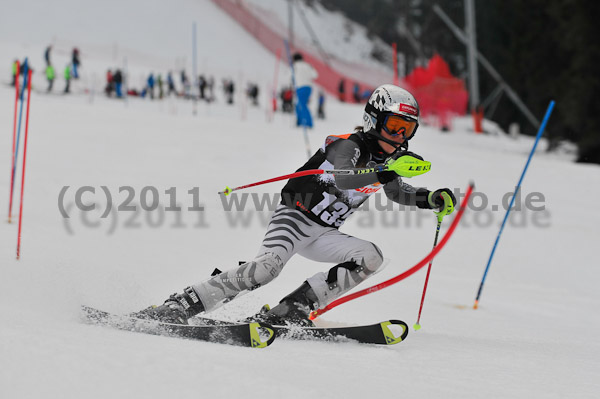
[10, 46, 81, 94]
[10, 47, 329, 124]
[337, 78, 371, 103]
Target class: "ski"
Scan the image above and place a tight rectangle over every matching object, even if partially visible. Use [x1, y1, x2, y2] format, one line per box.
[81, 306, 276, 348]
[190, 315, 408, 345]
[273, 320, 408, 345]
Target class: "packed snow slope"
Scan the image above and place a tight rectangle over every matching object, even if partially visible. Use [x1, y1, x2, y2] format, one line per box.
[1, 1, 600, 398]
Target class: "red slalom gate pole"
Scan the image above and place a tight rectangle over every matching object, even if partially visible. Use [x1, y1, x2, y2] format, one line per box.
[310, 182, 474, 320]
[8, 60, 20, 223]
[272, 48, 281, 113]
[16, 69, 33, 260]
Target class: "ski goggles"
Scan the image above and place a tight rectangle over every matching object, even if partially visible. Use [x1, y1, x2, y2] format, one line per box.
[382, 115, 418, 139]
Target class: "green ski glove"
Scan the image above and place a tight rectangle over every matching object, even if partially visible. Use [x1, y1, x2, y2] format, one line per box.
[427, 188, 456, 218]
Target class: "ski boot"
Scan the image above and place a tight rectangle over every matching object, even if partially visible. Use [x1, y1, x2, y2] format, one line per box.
[250, 281, 317, 327]
[134, 287, 205, 325]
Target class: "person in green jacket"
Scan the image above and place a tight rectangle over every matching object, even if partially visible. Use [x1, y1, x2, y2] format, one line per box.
[64, 64, 71, 93]
[46, 64, 55, 92]
[11, 60, 18, 87]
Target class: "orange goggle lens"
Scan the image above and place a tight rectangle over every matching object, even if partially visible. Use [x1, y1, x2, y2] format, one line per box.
[382, 115, 417, 138]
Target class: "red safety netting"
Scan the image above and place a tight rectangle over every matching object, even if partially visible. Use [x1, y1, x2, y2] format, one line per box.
[212, 0, 468, 122]
[211, 0, 378, 99]
[404, 54, 469, 129]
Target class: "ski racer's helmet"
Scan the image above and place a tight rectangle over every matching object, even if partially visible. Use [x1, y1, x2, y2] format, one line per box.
[363, 84, 420, 152]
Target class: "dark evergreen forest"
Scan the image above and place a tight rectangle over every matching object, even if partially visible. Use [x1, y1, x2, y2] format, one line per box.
[316, 0, 600, 163]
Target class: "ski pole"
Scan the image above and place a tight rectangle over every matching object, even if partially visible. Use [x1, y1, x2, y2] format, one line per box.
[414, 213, 444, 331]
[218, 166, 386, 195]
[474, 100, 555, 309]
[218, 156, 432, 195]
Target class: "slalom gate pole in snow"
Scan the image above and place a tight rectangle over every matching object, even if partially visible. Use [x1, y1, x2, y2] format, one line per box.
[413, 213, 444, 331]
[8, 60, 20, 223]
[271, 48, 281, 116]
[283, 39, 311, 159]
[9, 58, 29, 224]
[310, 182, 475, 320]
[16, 69, 33, 260]
[474, 101, 555, 309]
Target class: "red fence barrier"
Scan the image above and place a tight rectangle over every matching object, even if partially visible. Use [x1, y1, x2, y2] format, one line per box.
[212, 0, 468, 122]
[211, 0, 378, 99]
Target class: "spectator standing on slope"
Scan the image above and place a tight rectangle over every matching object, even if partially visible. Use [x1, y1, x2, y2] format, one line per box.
[45, 64, 55, 92]
[11, 60, 18, 87]
[44, 45, 52, 67]
[317, 91, 325, 119]
[338, 78, 345, 102]
[167, 71, 176, 96]
[105, 70, 114, 96]
[157, 74, 164, 99]
[71, 48, 81, 79]
[292, 53, 318, 128]
[147, 73, 155, 99]
[113, 69, 123, 98]
[64, 64, 71, 93]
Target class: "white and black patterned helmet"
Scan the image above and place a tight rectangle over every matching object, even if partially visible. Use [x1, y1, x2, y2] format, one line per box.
[363, 84, 420, 143]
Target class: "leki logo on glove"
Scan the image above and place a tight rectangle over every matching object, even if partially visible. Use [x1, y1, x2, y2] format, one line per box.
[408, 164, 431, 172]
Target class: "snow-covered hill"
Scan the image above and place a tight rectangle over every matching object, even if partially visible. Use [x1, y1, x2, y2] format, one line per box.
[1, 1, 599, 398]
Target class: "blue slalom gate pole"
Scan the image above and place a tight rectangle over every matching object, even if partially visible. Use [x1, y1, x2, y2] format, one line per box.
[283, 39, 311, 159]
[474, 100, 555, 309]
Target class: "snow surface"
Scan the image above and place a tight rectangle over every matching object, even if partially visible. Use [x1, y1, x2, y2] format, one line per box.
[1, 1, 600, 398]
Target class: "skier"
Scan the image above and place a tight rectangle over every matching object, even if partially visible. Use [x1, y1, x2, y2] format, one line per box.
[147, 73, 155, 99]
[292, 53, 318, 127]
[280, 86, 293, 113]
[44, 45, 52, 67]
[338, 78, 345, 102]
[167, 71, 176, 96]
[63, 64, 71, 93]
[317, 91, 325, 119]
[45, 64, 55, 92]
[11, 60, 18, 87]
[353, 82, 361, 103]
[71, 48, 80, 79]
[113, 69, 123, 98]
[105, 70, 114, 96]
[137, 84, 456, 327]
[223, 79, 235, 104]
[180, 70, 190, 98]
[157, 74, 164, 99]
[198, 74, 207, 100]
[247, 82, 259, 106]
